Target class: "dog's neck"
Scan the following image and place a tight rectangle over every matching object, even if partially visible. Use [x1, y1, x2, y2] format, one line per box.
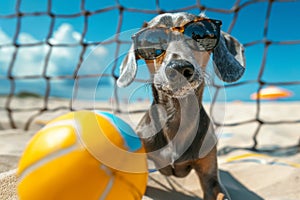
[135, 84, 210, 166]
[151, 84, 204, 141]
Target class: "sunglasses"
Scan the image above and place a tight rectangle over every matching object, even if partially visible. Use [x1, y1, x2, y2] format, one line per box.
[132, 18, 222, 60]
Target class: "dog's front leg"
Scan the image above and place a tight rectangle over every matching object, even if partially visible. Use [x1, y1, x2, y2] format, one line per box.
[193, 146, 230, 200]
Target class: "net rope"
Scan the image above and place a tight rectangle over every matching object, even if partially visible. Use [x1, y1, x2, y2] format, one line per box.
[0, 0, 299, 154]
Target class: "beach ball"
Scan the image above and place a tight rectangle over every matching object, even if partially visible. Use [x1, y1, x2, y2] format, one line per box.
[17, 110, 148, 200]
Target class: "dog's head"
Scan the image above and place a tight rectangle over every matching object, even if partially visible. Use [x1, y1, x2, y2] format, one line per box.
[117, 12, 245, 98]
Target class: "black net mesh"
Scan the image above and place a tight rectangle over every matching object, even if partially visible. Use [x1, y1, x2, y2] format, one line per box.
[0, 0, 299, 154]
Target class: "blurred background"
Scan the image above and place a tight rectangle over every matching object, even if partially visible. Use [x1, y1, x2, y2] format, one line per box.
[0, 0, 300, 131]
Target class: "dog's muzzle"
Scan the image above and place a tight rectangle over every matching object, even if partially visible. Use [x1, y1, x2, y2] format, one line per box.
[154, 59, 202, 98]
[165, 60, 195, 83]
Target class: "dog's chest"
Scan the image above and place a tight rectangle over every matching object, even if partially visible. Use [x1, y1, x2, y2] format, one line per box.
[137, 97, 212, 166]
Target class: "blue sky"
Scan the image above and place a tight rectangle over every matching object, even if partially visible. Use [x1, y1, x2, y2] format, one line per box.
[0, 0, 300, 102]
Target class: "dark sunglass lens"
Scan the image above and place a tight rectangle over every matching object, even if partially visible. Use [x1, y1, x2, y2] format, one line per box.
[184, 21, 219, 50]
[136, 29, 168, 59]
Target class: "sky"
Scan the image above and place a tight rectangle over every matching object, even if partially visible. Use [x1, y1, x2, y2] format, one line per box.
[0, 0, 300, 102]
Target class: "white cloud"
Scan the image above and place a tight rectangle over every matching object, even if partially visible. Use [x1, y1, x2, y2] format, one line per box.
[78, 45, 109, 75]
[0, 23, 111, 97]
[0, 29, 14, 75]
[18, 32, 38, 44]
[50, 23, 81, 44]
[0, 28, 12, 45]
[0, 23, 108, 76]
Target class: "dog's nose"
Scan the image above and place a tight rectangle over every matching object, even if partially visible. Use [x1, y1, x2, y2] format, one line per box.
[165, 60, 195, 82]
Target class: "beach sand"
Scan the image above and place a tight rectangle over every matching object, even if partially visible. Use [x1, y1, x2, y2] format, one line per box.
[0, 97, 300, 199]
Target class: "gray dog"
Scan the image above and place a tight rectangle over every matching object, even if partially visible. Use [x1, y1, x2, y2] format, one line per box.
[117, 12, 245, 200]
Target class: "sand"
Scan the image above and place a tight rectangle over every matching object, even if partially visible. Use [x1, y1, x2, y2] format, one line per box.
[0, 97, 300, 200]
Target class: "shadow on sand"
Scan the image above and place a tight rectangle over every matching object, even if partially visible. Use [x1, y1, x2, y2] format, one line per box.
[144, 170, 264, 200]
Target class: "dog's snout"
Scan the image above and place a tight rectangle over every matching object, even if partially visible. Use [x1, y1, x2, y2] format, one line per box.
[165, 60, 195, 82]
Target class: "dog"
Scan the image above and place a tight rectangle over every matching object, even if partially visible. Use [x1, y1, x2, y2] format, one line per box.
[117, 12, 245, 200]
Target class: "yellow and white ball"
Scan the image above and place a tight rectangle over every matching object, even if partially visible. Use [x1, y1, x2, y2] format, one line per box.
[17, 110, 148, 200]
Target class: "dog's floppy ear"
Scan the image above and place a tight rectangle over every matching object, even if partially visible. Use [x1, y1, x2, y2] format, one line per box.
[117, 22, 149, 87]
[213, 31, 245, 83]
[117, 45, 138, 87]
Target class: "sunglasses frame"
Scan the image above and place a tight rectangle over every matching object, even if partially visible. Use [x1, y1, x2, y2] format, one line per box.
[132, 17, 222, 60]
